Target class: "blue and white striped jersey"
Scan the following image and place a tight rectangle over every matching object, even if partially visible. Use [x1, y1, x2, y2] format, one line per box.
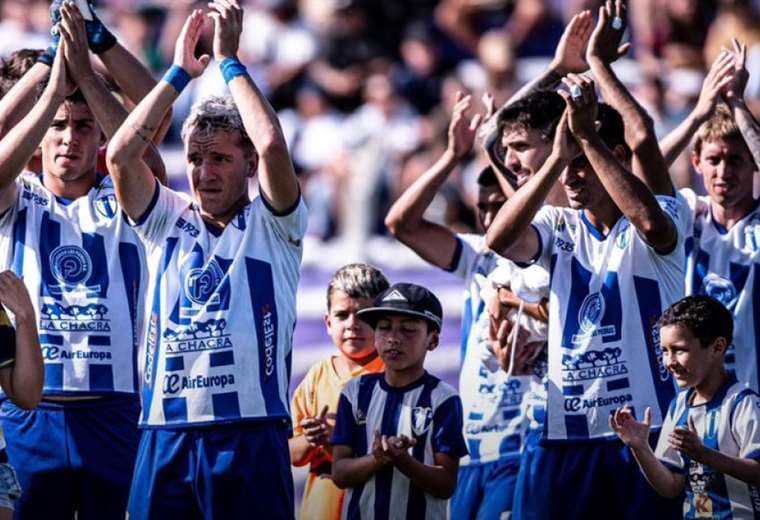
[530, 195, 688, 441]
[135, 182, 307, 427]
[0, 176, 147, 395]
[656, 376, 760, 519]
[333, 372, 467, 520]
[682, 188, 760, 390]
[450, 234, 540, 464]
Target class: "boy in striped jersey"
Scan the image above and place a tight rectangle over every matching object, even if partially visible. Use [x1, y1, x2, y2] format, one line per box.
[331, 283, 467, 519]
[611, 296, 760, 519]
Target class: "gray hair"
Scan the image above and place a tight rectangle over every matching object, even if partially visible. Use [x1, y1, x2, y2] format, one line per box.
[326, 263, 390, 310]
[181, 95, 255, 157]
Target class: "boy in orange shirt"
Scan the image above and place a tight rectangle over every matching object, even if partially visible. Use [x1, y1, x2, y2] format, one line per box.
[290, 264, 390, 519]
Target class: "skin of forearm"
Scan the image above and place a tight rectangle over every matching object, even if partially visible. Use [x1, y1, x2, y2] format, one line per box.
[333, 454, 383, 489]
[288, 434, 318, 466]
[730, 99, 760, 170]
[98, 43, 157, 106]
[660, 112, 706, 168]
[6, 314, 43, 409]
[698, 448, 760, 486]
[392, 453, 455, 499]
[77, 73, 129, 140]
[486, 153, 564, 258]
[0, 88, 62, 190]
[578, 134, 673, 247]
[386, 149, 457, 232]
[629, 443, 684, 498]
[0, 62, 50, 138]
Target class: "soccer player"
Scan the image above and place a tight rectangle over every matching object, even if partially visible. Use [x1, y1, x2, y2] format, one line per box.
[0, 3, 164, 517]
[106, 3, 305, 518]
[660, 40, 760, 391]
[0, 271, 44, 517]
[485, 70, 686, 520]
[331, 283, 468, 519]
[611, 296, 760, 519]
[385, 93, 549, 519]
[290, 263, 389, 520]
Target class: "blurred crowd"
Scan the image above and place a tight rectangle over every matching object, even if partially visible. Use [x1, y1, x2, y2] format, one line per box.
[0, 0, 758, 243]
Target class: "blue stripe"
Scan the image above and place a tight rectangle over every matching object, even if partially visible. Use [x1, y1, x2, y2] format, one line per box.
[209, 350, 234, 367]
[691, 247, 710, 296]
[212, 391, 240, 419]
[346, 377, 378, 520]
[88, 336, 111, 346]
[633, 275, 675, 419]
[165, 356, 184, 372]
[502, 408, 520, 420]
[564, 414, 588, 437]
[406, 380, 437, 520]
[246, 257, 285, 417]
[467, 438, 481, 463]
[39, 212, 61, 300]
[460, 296, 473, 367]
[141, 237, 178, 422]
[755, 264, 760, 389]
[563, 384, 584, 396]
[606, 378, 630, 392]
[684, 236, 694, 263]
[81, 232, 109, 298]
[11, 208, 27, 277]
[39, 334, 63, 345]
[375, 390, 403, 520]
[119, 242, 141, 393]
[45, 364, 63, 390]
[89, 364, 114, 391]
[163, 397, 187, 422]
[600, 271, 622, 343]
[561, 257, 592, 349]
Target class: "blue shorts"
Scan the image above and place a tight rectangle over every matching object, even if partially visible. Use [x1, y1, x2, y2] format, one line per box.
[128, 420, 294, 520]
[1, 394, 141, 519]
[451, 457, 520, 520]
[513, 430, 682, 520]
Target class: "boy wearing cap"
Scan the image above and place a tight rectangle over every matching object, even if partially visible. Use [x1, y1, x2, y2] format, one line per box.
[331, 283, 468, 519]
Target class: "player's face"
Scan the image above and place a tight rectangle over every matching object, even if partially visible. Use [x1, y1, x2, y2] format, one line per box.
[477, 185, 507, 232]
[660, 324, 723, 389]
[40, 101, 101, 182]
[185, 128, 256, 224]
[374, 315, 438, 375]
[560, 155, 605, 210]
[501, 125, 552, 187]
[325, 291, 377, 362]
[693, 138, 756, 211]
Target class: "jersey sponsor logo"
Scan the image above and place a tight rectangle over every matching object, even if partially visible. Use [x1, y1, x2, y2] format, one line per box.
[41, 346, 112, 361]
[561, 347, 627, 382]
[572, 293, 616, 344]
[476, 378, 524, 408]
[163, 318, 231, 353]
[94, 194, 118, 219]
[144, 312, 158, 385]
[162, 373, 236, 395]
[554, 237, 574, 252]
[616, 221, 630, 249]
[50, 246, 99, 296]
[175, 217, 200, 238]
[687, 461, 716, 516]
[39, 302, 111, 332]
[563, 393, 632, 412]
[702, 274, 737, 310]
[185, 260, 225, 307]
[21, 189, 49, 206]
[261, 306, 275, 376]
[411, 406, 433, 436]
[745, 215, 760, 253]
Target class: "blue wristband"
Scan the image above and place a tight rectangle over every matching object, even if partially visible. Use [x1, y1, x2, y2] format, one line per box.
[220, 57, 248, 84]
[163, 65, 191, 94]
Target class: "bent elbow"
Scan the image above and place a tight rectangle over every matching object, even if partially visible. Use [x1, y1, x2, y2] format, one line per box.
[105, 139, 130, 174]
[331, 472, 349, 490]
[12, 390, 41, 410]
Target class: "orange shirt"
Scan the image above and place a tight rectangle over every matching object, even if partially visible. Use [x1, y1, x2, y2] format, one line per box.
[291, 355, 384, 520]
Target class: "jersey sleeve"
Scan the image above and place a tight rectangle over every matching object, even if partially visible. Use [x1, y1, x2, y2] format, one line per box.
[256, 192, 308, 248]
[431, 395, 468, 458]
[332, 390, 359, 450]
[654, 397, 686, 473]
[131, 180, 192, 249]
[730, 392, 760, 460]
[527, 206, 557, 270]
[447, 233, 484, 280]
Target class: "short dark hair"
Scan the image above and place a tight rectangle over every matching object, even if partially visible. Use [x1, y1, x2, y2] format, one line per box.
[0, 48, 43, 98]
[596, 103, 630, 158]
[497, 90, 565, 141]
[476, 166, 499, 188]
[658, 295, 734, 348]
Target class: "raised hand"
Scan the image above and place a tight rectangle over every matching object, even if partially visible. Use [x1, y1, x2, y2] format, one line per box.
[692, 49, 737, 121]
[447, 91, 483, 160]
[559, 74, 599, 142]
[371, 431, 391, 466]
[300, 405, 332, 448]
[58, 1, 94, 80]
[208, 0, 244, 61]
[551, 10, 594, 75]
[47, 38, 76, 100]
[724, 38, 749, 104]
[587, 0, 631, 65]
[609, 406, 651, 450]
[669, 416, 707, 462]
[0, 271, 34, 321]
[173, 9, 211, 78]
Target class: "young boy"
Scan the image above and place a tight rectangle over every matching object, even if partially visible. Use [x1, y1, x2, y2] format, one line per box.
[611, 295, 760, 519]
[290, 264, 390, 520]
[331, 282, 468, 519]
[0, 270, 44, 517]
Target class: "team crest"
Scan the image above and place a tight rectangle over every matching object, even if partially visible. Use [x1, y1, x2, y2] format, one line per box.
[184, 259, 225, 305]
[411, 406, 433, 436]
[51, 246, 92, 286]
[578, 292, 605, 333]
[94, 194, 118, 219]
[702, 274, 737, 310]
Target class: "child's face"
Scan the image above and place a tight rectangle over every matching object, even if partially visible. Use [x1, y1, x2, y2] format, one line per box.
[325, 291, 376, 361]
[660, 324, 724, 389]
[374, 315, 438, 373]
